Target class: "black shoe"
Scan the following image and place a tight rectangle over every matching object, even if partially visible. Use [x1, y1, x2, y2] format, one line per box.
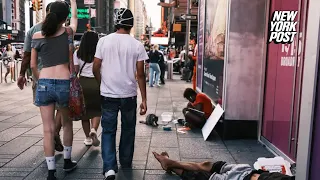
[63, 159, 77, 172]
[47, 170, 57, 180]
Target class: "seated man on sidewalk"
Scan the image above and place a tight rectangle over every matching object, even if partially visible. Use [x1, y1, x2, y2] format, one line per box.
[153, 151, 294, 180]
[182, 88, 213, 128]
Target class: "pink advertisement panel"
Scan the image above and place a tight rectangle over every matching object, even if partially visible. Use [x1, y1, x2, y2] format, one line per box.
[262, 0, 305, 160]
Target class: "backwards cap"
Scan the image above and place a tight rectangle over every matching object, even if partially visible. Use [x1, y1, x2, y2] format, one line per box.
[114, 8, 134, 27]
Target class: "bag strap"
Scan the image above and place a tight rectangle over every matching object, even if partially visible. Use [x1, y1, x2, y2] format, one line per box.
[65, 27, 75, 74]
[79, 62, 87, 76]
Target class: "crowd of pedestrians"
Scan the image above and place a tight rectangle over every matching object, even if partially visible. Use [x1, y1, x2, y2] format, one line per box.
[17, 1, 147, 179]
[12, 1, 294, 180]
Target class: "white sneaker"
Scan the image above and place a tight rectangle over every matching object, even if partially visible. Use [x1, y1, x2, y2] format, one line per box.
[84, 137, 92, 146]
[11, 80, 15, 83]
[104, 170, 116, 180]
[89, 129, 100, 147]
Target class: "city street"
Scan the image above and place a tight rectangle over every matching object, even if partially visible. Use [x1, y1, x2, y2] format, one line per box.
[0, 75, 274, 180]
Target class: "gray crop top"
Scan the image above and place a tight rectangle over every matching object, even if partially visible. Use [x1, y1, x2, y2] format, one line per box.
[31, 31, 69, 68]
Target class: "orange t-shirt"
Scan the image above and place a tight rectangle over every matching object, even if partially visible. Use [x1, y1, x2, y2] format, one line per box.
[192, 93, 213, 119]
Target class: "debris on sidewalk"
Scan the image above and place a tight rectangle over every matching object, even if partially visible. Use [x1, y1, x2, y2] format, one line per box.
[162, 125, 172, 131]
[177, 126, 191, 134]
[254, 157, 293, 176]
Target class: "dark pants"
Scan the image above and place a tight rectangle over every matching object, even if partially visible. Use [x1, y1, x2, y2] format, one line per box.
[188, 67, 194, 81]
[101, 96, 137, 174]
[159, 63, 166, 84]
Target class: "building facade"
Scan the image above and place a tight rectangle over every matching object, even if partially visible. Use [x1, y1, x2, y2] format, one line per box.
[134, 0, 147, 40]
[0, 0, 25, 42]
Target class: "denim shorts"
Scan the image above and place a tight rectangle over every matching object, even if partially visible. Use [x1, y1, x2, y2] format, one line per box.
[34, 79, 70, 108]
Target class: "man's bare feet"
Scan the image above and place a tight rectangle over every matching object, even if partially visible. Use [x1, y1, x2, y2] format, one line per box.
[152, 152, 171, 172]
[160, 152, 169, 158]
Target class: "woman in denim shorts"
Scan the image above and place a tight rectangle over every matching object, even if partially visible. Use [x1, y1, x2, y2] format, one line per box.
[30, 1, 78, 179]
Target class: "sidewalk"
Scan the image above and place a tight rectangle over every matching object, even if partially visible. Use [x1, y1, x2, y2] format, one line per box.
[0, 75, 274, 180]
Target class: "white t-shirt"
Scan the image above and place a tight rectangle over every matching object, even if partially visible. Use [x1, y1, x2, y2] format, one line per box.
[179, 50, 186, 61]
[94, 33, 149, 98]
[73, 50, 94, 78]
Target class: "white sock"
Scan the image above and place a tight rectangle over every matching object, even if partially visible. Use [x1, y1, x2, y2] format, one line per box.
[64, 146, 72, 159]
[45, 156, 56, 170]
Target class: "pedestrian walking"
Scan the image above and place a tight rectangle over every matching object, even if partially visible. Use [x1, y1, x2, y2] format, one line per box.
[30, 1, 78, 180]
[17, 2, 67, 154]
[92, 8, 148, 180]
[158, 46, 166, 85]
[73, 31, 101, 147]
[148, 44, 161, 87]
[4, 44, 16, 83]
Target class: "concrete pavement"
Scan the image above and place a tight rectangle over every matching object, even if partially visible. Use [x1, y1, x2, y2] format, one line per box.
[0, 75, 274, 180]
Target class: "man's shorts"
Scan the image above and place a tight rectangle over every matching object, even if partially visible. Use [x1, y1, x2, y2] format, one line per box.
[180, 161, 253, 180]
[33, 79, 70, 108]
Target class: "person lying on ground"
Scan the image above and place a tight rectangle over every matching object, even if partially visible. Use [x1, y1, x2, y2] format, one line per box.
[153, 151, 295, 180]
[182, 88, 213, 129]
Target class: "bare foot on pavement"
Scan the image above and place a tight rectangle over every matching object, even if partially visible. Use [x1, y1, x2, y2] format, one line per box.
[152, 151, 171, 173]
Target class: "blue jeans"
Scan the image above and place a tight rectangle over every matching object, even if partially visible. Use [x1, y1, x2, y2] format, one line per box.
[101, 96, 137, 174]
[149, 63, 161, 87]
[34, 79, 70, 107]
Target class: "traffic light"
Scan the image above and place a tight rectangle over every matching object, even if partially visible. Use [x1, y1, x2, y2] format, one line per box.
[31, 0, 42, 11]
[37, 0, 43, 10]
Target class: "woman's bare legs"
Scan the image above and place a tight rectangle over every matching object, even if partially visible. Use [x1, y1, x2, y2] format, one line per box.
[40, 104, 57, 174]
[40, 104, 56, 157]
[89, 116, 101, 146]
[91, 116, 101, 131]
[58, 107, 77, 172]
[54, 110, 63, 152]
[59, 108, 73, 147]
[4, 68, 10, 83]
[10, 66, 15, 82]
[152, 152, 213, 176]
[82, 119, 91, 138]
[82, 116, 100, 146]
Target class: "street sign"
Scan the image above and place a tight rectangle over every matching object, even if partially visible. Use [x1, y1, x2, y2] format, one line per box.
[84, 0, 94, 5]
[181, 14, 197, 20]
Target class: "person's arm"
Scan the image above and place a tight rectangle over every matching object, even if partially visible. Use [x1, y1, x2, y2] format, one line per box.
[30, 48, 39, 80]
[19, 30, 32, 76]
[136, 61, 146, 102]
[93, 39, 103, 84]
[73, 51, 80, 74]
[68, 0, 78, 33]
[137, 44, 148, 115]
[93, 58, 101, 84]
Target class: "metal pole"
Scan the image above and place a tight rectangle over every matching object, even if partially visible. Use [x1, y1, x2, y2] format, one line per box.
[184, 0, 191, 59]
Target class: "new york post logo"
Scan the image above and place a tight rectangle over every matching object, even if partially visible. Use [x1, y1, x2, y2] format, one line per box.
[268, 11, 298, 44]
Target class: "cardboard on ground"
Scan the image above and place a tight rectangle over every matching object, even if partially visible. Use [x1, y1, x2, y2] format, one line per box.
[202, 104, 224, 141]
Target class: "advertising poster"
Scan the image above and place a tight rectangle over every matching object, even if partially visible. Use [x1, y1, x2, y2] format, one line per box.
[196, 0, 206, 90]
[202, 0, 227, 100]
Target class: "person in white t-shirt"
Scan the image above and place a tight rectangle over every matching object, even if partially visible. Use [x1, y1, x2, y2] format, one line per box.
[73, 31, 101, 147]
[92, 8, 148, 180]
